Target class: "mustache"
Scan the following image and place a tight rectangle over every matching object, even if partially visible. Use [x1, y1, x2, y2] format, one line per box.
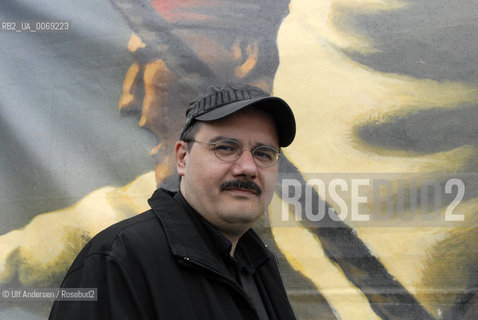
[220, 179, 262, 196]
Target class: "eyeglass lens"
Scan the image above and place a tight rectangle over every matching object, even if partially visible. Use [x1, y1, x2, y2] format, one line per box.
[212, 140, 278, 167]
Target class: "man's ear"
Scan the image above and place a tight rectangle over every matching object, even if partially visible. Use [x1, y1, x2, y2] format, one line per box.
[175, 140, 188, 177]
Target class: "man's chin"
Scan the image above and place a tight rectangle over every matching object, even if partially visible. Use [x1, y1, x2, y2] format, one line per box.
[221, 206, 264, 225]
[224, 214, 262, 227]
[217, 194, 265, 223]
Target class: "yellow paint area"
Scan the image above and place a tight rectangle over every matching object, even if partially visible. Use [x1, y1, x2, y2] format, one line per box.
[275, 0, 478, 173]
[273, 0, 478, 317]
[0, 172, 156, 285]
[269, 194, 382, 320]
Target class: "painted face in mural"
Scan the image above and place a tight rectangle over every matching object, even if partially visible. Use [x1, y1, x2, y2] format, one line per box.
[175, 108, 279, 239]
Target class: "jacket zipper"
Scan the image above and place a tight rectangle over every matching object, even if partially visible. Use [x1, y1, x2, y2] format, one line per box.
[179, 256, 261, 320]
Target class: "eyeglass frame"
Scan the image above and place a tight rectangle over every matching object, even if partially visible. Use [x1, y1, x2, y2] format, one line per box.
[185, 138, 281, 168]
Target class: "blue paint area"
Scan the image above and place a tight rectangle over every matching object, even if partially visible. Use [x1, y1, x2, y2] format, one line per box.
[0, 307, 46, 320]
[0, 0, 156, 233]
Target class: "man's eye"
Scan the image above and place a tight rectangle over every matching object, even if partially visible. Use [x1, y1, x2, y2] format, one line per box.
[214, 143, 238, 154]
[254, 148, 276, 161]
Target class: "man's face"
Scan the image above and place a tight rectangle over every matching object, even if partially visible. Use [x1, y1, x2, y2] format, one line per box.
[176, 108, 279, 238]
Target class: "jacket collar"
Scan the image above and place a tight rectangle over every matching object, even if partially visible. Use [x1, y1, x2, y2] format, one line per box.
[148, 188, 271, 274]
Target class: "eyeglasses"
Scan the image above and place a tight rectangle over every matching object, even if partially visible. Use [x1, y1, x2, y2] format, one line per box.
[188, 139, 280, 168]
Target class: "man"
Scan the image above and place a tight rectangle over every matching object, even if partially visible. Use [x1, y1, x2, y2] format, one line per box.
[49, 83, 297, 319]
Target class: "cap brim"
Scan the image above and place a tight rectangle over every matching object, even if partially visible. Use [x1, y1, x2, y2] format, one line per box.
[195, 96, 296, 147]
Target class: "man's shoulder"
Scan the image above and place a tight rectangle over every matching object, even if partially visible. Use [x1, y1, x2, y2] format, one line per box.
[96, 210, 159, 246]
[74, 210, 162, 260]
[84, 188, 178, 253]
[61, 189, 185, 282]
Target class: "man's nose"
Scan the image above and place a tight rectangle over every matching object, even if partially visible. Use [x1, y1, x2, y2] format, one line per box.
[231, 149, 258, 178]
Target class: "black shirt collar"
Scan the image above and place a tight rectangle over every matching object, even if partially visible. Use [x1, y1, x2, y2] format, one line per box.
[173, 191, 258, 273]
[148, 188, 271, 273]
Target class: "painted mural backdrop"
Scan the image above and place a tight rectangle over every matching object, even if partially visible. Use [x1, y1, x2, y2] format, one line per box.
[1, 0, 477, 319]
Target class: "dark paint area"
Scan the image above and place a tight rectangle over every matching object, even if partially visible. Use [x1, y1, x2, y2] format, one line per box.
[355, 104, 478, 154]
[341, 0, 478, 83]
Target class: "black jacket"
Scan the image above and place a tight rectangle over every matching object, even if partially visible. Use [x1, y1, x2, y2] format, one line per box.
[49, 188, 296, 320]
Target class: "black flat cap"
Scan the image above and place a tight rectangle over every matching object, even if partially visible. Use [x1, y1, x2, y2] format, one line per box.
[180, 83, 296, 147]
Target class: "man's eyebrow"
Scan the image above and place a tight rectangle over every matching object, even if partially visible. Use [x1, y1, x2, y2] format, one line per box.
[255, 142, 279, 148]
[208, 136, 239, 143]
